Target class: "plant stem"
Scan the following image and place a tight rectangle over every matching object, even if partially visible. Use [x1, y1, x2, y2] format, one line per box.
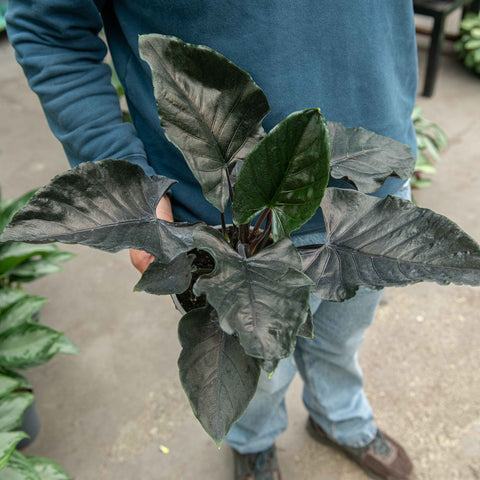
[220, 213, 227, 238]
[250, 211, 272, 254]
[249, 208, 270, 241]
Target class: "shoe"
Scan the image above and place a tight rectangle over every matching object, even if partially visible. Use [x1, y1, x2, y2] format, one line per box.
[233, 444, 282, 480]
[307, 416, 414, 480]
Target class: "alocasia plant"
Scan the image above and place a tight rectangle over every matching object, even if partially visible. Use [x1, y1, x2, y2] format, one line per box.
[1, 34, 479, 447]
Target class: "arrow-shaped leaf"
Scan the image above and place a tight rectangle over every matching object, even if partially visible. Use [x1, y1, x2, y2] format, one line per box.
[232, 109, 330, 240]
[328, 121, 415, 193]
[299, 188, 480, 302]
[139, 34, 269, 212]
[193, 227, 312, 362]
[0, 160, 200, 264]
[178, 306, 261, 446]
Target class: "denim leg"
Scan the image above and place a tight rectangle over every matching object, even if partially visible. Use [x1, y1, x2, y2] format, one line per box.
[225, 356, 297, 454]
[294, 288, 382, 448]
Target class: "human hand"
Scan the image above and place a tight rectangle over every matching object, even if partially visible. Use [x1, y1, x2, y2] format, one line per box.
[129, 195, 173, 273]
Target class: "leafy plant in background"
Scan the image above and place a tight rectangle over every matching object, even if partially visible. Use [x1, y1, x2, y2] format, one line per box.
[0, 1, 7, 33]
[0, 186, 76, 479]
[455, 11, 480, 74]
[2, 35, 480, 448]
[411, 106, 448, 189]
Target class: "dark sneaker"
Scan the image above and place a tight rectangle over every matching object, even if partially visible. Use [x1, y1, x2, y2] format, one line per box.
[307, 416, 414, 480]
[233, 444, 282, 480]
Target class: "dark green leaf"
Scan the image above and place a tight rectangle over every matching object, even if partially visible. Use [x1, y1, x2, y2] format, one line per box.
[178, 306, 261, 446]
[0, 452, 41, 480]
[300, 188, 480, 302]
[0, 432, 29, 471]
[0, 374, 20, 398]
[26, 457, 72, 480]
[327, 121, 415, 193]
[0, 325, 62, 368]
[0, 243, 58, 275]
[0, 297, 48, 336]
[139, 34, 269, 212]
[0, 189, 37, 235]
[134, 253, 195, 295]
[193, 227, 312, 362]
[297, 307, 314, 339]
[232, 109, 330, 241]
[0, 393, 34, 431]
[0, 160, 200, 264]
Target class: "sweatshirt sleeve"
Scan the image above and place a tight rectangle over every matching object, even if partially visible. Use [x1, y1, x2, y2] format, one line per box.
[6, 0, 156, 176]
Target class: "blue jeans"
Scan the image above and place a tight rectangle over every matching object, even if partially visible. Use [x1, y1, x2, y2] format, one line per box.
[226, 183, 411, 453]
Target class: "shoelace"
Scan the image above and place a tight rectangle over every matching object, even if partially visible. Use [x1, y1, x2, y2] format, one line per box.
[371, 431, 392, 459]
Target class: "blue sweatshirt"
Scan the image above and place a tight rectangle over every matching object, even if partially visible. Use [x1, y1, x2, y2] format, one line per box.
[6, 0, 418, 231]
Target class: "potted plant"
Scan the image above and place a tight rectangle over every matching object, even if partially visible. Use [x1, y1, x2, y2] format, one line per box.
[1, 34, 479, 448]
[0, 186, 76, 478]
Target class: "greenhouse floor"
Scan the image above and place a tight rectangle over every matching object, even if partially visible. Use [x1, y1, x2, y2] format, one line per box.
[1, 27, 479, 480]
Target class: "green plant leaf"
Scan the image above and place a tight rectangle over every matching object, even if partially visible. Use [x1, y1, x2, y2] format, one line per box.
[299, 188, 480, 302]
[0, 452, 41, 480]
[139, 34, 269, 212]
[0, 243, 59, 275]
[25, 456, 72, 480]
[0, 374, 20, 398]
[0, 297, 48, 336]
[193, 227, 312, 362]
[327, 121, 416, 193]
[0, 324, 62, 368]
[0, 160, 200, 264]
[0, 432, 29, 471]
[178, 306, 261, 446]
[0, 190, 37, 236]
[0, 393, 34, 431]
[0, 370, 31, 391]
[45, 335, 79, 357]
[134, 253, 195, 295]
[4, 261, 63, 284]
[232, 109, 330, 240]
[0, 290, 27, 315]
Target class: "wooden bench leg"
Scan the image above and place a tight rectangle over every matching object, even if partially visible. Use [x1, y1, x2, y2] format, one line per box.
[423, 13, 446, 97]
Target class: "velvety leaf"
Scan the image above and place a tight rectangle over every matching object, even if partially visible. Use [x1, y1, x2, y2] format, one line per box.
[193, 227, 312, 362]
[0, 432, 29, 471]
[0, 189, 37, 235]
[299, 188, 480, 302]
[26, 457, 72, 480]
[297, 307, 314, 339]
[0, 290, 27, 314]
[232, 109, 330, 240]
[134, 253, 195, 295]
[327, 122, 415, 193]
[0, 374, 20, 398]
[139, 34, 269, 212]
[0, 297, 48, 336]
[0, 452, 41, 480]
[178, 306, 261, 446]
[0, 160, 200, 264]
[0, 393, 34, 431]
[0, 243, 58, 275]
[0, 325, 62, 368]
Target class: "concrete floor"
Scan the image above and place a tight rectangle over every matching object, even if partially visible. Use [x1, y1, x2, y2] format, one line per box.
[1, 19, 480, 480]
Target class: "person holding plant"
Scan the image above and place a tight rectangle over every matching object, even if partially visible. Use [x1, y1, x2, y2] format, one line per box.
[6, 2, 418, 479]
